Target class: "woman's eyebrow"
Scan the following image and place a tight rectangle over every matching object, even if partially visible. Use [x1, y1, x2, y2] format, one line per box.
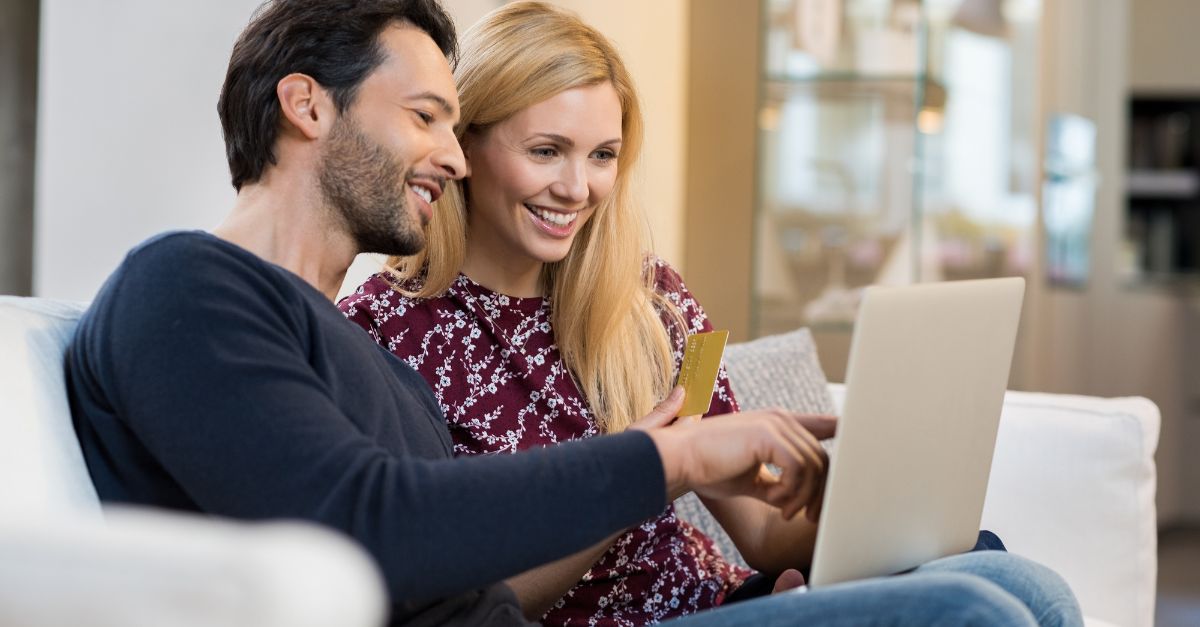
[530, 132, 574, 147]
[530, 133, 622, 147]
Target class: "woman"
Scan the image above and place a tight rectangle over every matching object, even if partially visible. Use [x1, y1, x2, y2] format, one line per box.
[340, 3, 1081, 626]
[339, 4, 809, 623]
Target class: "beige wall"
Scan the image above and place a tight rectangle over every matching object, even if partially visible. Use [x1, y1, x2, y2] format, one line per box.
[1130, 0, 1200, 92]
[445, 0, 502, 33]
[681, 0, 761, 341]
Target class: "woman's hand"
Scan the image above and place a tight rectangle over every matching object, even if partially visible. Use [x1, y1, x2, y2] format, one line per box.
[629, 386, 687, 430]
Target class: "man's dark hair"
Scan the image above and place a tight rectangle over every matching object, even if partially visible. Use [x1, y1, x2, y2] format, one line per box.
[218, 0, 457, 190]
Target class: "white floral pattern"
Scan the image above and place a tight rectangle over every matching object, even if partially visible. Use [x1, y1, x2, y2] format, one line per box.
[340, 259, 751, 626]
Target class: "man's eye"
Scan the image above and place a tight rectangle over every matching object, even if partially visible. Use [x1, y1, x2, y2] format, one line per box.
[415, 111, 434, 124]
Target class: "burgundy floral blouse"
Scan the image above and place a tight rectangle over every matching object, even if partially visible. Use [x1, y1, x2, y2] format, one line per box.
[339, 258, 753, 626]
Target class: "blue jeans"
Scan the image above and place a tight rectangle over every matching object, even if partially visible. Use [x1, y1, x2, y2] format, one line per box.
[662, 551, 1083, 627]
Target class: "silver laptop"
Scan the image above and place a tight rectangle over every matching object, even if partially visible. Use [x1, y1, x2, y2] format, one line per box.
[807, 277, 1025, 588]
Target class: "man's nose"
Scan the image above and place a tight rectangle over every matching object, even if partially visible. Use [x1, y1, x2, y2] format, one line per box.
[432, 129, 467, 180]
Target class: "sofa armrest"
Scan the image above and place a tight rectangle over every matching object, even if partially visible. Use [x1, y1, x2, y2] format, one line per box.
[0, 296, 99, 518]
[0, 507, 388, 627]
[827, 384, 1160, 627]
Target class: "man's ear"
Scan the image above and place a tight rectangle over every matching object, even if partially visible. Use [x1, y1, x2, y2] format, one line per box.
[276, 73, 334, 140]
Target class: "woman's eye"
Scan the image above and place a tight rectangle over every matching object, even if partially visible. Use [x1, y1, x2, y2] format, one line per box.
[593, 149, 618, 163]
[531, 147, 558, 159]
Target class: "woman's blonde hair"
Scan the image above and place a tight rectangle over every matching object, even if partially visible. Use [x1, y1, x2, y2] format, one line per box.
[386, 1, 683, 433]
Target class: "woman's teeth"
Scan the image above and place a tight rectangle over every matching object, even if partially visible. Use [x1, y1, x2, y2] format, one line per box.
[527, 204, 576, 227]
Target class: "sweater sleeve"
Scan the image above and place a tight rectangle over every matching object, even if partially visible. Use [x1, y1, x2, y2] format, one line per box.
[81, 235, 667, 603]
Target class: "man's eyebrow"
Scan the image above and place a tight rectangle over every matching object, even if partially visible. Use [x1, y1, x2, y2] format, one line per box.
[411, 91, 455, 116]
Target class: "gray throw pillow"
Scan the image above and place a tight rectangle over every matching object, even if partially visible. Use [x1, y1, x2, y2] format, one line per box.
[672, 327, 834, 570]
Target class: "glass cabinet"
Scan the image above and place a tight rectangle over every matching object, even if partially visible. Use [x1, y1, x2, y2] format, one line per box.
[751, 0, 1042, 377]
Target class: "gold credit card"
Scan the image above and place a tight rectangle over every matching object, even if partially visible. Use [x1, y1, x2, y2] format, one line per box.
[676, 330, 730, 417]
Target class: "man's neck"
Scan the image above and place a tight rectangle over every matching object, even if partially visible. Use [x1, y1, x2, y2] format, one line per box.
[212, 174, 357, 301]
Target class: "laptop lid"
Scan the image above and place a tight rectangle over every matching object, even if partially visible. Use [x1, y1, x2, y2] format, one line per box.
[807, 277, 1025, 587]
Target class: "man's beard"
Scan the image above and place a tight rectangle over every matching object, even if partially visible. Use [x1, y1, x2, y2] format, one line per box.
[318, 115, 425, 256]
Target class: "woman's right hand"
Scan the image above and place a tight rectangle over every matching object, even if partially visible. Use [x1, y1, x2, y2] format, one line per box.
[629, 386, 687, 431]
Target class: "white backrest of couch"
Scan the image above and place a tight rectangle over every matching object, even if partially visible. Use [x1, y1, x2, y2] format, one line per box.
[0, 296, 101, 518]
[829, 384, 1160, 627]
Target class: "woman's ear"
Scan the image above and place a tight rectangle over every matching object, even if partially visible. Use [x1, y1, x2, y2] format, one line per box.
[459, 130, 481, 165]
[276, 73, 333, 140]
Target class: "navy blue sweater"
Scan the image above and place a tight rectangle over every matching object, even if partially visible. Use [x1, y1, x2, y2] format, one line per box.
[66, 232, 667, 626]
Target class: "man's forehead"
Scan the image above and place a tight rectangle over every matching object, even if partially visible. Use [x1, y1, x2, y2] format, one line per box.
[372, 22, 460, 114]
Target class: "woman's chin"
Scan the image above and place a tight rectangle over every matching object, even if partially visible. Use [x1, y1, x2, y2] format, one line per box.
[519, 237, 580, 266]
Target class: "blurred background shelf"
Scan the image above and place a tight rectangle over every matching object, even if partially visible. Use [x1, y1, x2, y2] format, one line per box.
[1125, 95, 1200, 280]
[1128, 170, 1200, 199]
[749, 0, 1040, 380]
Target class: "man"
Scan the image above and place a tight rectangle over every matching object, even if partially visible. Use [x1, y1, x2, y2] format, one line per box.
[67, 1, 829, 623]
[66, 1, 1076, 626]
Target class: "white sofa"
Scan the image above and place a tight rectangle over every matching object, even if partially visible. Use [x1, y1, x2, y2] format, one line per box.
[0, 297, 387, 627]
[0, 296, 1160, 626]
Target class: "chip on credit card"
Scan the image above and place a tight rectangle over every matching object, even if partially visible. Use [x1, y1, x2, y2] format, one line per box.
[676, 330, 730, 418]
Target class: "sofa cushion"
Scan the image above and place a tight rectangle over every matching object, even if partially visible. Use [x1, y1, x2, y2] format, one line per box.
[0, 296, 100, 518]
[981, 391, 1159, 627]
[673, 327, 834, 569]
[722, 327, 836, 417]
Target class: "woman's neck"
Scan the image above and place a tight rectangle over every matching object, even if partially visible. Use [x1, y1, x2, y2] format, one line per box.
[461, 245, 545, 298]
